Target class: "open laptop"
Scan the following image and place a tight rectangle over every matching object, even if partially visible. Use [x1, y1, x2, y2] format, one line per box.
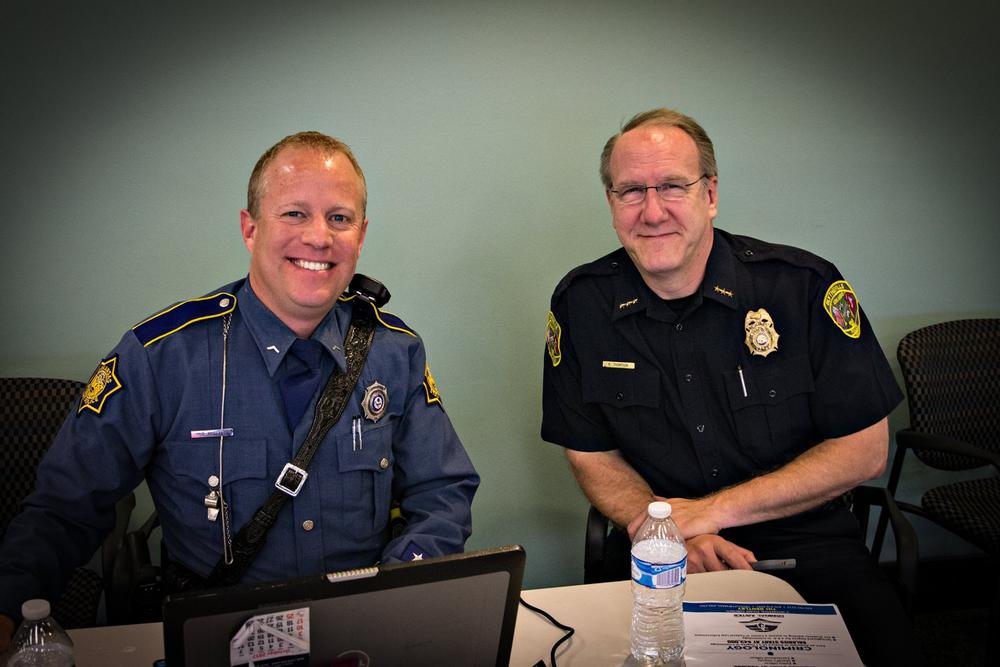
[162, 544, 525, 667]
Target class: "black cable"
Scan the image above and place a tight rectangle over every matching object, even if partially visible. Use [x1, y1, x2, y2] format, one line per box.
[519, 597, 575, 667]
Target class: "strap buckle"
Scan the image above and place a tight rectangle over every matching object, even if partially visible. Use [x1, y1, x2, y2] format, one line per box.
[275, 462, 308, 497]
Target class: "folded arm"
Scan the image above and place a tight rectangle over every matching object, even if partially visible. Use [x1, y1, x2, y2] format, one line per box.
[564, 418, 888, 572]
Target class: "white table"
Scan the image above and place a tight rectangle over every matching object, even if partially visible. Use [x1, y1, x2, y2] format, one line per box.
[63, 569, 804, 666]
[511, 570, 805, 666]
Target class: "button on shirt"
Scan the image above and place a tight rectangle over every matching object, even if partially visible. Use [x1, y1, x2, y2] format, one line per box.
[0, 278, 478, 616]
[541, 229, 902, 500]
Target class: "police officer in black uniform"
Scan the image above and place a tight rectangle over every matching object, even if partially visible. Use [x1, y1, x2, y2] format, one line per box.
[542, 108, 920, 665]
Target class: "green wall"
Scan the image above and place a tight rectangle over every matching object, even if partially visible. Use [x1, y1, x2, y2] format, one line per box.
[2, 1, 998, 589]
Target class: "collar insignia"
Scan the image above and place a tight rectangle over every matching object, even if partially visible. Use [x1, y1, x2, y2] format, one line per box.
[618, 298, 639, 310]
[823, 280, 861, 338]
[546, 311, 563, 367]
[79, 355, 123, 415]
[744, 308, 780, 357]
[362, 381, 388, 422]
[713, 285, 734, 298]
[423, 364, 442, 406]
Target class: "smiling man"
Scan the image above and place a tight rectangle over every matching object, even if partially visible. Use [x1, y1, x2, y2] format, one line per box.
[0, 132, 478, 647]
[542, 109, 919, 665]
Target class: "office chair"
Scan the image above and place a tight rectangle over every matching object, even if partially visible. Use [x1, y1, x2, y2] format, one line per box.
[874, 319, 1000, 655]
[0, 377, 134, 629]
[585, 486, 918, 613]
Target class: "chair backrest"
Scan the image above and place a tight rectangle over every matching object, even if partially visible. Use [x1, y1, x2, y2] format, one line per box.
[0, 377, 84, 532]
[896, 319, 1000, 470]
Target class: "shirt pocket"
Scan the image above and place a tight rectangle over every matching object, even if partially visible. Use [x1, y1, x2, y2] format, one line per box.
[582, 365, 661, 448]
[333, 420, 394, 539]
[164, 438, 269, 543]
[724, 354, 816, 467]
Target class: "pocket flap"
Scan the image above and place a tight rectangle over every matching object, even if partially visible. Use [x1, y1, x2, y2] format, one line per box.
[582, 366, 660, 408]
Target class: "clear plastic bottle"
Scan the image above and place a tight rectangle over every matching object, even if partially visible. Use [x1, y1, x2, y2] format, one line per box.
[630, 501, 687, 665]
[6, 599, 74, 667]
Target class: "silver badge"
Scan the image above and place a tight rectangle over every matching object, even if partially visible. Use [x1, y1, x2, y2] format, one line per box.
[362, 381, 388, 422]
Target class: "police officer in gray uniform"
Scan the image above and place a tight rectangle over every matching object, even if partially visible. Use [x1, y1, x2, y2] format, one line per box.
[0, 132, 479, 647]
[542, 108, 920, 665]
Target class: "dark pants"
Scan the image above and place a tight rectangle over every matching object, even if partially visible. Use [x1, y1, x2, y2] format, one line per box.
[606, 506, 923, 667]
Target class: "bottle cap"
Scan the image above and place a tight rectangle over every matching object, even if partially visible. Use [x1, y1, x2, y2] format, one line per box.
[21, 599, 50, 620]
[648, 501, 671, 519]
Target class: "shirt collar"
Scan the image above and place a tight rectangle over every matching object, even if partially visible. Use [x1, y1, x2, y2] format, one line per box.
[237, 280, 349, 376]
[611, 228, 740, 322]
[698, 229, 740, 311]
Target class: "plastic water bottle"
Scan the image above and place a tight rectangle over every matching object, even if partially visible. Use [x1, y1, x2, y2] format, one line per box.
[630, 501, 687, 664]
[6, 599, 74, 667]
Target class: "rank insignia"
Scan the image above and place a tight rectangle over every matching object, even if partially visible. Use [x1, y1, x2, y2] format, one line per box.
[744, 308, 780, 357]
[823, 280, 861, 338]
[546, 311, 562, 367]
[362, 381, 388, 422]
[423, 364, 442, 406]
[78, 355, 122, 415]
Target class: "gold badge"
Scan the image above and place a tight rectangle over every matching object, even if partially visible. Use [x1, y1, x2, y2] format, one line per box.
[546, 311, 562, 367]
[744, 308, 780, 357]
[78, 355, 122, 415]
[823, 280, 861, 338]
[423, 364, 442, 406]
[362, 381, 388, 422]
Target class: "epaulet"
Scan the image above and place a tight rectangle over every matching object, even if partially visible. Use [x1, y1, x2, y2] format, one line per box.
[552, 248, 626, 301]
[132, 292, 237, 347]
[725, 231, 831, 276]
[340, 295, 417, 337]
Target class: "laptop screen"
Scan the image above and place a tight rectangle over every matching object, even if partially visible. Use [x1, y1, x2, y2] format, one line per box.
[162, 545, 525, 667]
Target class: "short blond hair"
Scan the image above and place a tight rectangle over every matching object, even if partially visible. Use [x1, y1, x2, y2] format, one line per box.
[599, 108, 718, 189]
[247, 131, 367, 217]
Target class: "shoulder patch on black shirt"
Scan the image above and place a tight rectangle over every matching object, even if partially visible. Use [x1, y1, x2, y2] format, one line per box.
[132, 292, 236, 347]
[823, 280, 862, 338]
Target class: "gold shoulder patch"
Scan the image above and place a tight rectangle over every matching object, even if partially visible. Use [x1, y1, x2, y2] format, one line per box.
[546, 311, 562, 367]
[423, 363, 442, 406]
[823, 280, 861, 338]
[79, 355, 122, 415]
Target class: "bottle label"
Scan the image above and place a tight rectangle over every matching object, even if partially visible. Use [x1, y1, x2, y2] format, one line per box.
[631, 554, 687, 589]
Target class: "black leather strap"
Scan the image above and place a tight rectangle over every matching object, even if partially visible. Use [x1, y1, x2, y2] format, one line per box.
[205, 299, 377, 587]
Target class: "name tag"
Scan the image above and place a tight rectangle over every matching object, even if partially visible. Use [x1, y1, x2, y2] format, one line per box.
[190, 428, 234, 439]
[602, 361, 635, 369]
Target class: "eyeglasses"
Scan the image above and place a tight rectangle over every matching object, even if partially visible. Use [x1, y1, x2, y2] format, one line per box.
[609, 174, 708, 205]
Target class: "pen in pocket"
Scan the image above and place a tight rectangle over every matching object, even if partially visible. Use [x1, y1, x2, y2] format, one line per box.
[352, 416, 364, 451]
[737, 365, 748, 398]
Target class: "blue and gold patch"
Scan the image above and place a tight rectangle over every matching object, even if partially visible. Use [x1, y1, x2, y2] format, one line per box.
[423, 363, 442, 406]
[78, 355, 122, 415]
[822, 280, 861, 339]
[132, 292, 236, 347]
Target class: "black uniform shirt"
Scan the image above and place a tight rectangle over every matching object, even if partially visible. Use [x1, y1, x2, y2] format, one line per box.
[542, 228, 903, 500]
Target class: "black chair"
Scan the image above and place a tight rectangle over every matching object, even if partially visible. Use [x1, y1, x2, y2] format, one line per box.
[875, 319, 1000, 657]
[0, 377, 134, 628]
[585, 486, 918, 614]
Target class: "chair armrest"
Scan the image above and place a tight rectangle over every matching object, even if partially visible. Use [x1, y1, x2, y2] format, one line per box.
[852, 485, 918, 614]
[101, 492, 136, 584]
[896, 428, 1000, 472]
[584, 506, 609, 583]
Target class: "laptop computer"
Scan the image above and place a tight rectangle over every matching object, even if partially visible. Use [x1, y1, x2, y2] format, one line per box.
[162, 544, 526, 667]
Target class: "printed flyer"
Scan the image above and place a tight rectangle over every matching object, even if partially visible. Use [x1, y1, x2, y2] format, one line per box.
[682, 601, 863, 667]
